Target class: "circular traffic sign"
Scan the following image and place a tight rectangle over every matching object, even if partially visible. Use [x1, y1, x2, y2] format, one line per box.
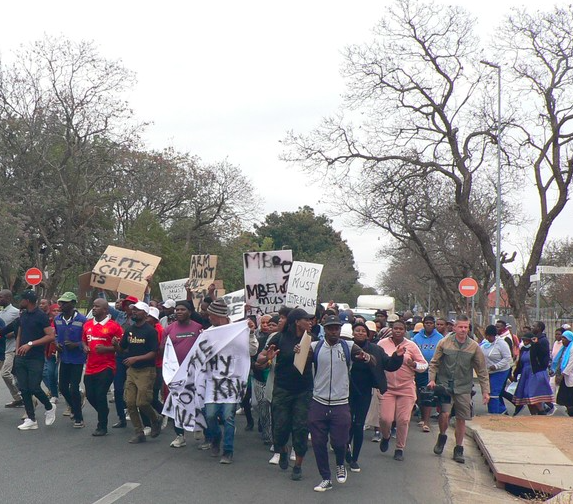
[458, 277, 478, 298]
[25, 268, 43, 286]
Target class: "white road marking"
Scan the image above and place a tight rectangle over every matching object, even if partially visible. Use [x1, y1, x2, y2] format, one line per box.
[92, 483, 140, 504]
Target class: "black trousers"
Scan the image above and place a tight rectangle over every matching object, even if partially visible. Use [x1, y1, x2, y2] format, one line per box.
[348, 388, 372, 462]
[13, 357, 52, 422]
[59, 362, 84, 422]
[85, 368, 114, 431]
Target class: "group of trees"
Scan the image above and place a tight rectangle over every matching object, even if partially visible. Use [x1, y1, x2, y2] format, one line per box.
[284, 0, 573, 324]
[0, 36, 364, 304]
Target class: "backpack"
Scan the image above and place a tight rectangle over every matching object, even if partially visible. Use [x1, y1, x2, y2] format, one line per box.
[313, 339, 351, 375]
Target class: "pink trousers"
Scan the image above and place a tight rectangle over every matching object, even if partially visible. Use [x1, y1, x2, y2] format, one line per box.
[378, 391, 416, 450]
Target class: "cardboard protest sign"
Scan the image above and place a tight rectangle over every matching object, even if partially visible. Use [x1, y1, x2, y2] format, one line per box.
[78, 272, 93, 301]
[90, 246, 161, 299]
[187, 280, 225, 306]
[188, 255, 217, 292]
[285, 261, 324, 314]
[159, 278, 188, 302]
[293, 331, 312, 374]
[243, 250, 293, 315]
[162, 320, 250, 432]
[222, 289, 245, 322]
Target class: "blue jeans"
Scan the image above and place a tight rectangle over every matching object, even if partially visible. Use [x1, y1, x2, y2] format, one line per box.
[205, 402, 237, 454]
[42, 355, 59, 398]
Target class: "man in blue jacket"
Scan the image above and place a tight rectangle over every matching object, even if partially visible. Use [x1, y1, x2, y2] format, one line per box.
[412, 316, 443, 432]
[55, 292, 87, 428]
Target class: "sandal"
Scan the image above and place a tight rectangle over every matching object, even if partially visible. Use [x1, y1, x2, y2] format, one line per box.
[422, 424, 430, 433]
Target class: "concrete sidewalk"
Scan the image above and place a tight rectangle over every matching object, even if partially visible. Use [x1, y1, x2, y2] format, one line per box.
[467, 420, 573, 499]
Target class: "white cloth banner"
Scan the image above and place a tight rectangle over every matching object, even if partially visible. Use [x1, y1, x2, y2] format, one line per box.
[162, 337, 180, 385]
[162, 320, 250, 431]
[285, 261, 323, 314]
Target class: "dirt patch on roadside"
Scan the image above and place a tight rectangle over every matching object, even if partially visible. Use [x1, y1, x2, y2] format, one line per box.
[471, 415, 573, 460]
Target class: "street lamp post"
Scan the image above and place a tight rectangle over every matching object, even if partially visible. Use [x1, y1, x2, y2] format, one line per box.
[481, 60, 502, 320]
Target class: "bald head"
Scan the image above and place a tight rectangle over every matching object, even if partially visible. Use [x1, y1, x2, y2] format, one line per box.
[0, 290, 13, 307]
[92, 298, 109, 321]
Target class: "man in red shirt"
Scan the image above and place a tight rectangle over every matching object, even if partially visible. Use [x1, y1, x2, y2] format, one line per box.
[82, 298, 123, 436]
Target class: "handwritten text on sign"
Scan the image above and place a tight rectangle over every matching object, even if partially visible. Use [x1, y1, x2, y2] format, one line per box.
[188, 255, 217, 292]
[162, 321, 250, 431]
[285, 261, 324, 314]
[90, 246, 161, 299]
[243, 250, 293, 315]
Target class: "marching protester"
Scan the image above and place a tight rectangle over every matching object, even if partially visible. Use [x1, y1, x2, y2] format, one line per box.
[251, 314, 273, 445]
[256, 308, 314, 480]
[412, 315, 442, 433]
[113, 301, 162, 443]
[428, 315, 489, 464]
[0, 290, 23, 408]
[378, 319, 427, 461]
[480, 325, 512, 414]
[82, 298, 124, 436]
[554, 330, 573, 416]
[13, 290, 57, 430]
[512, 332, 554, 415]
[55, 292, 87, 428]
[305, 315, 386, 491]
[347, 321, 403, 471]
[161, 300, 203, 448]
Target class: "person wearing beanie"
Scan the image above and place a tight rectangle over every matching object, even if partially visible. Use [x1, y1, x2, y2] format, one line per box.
[207, 298, 230, 327]
[479, 325, 512, 414]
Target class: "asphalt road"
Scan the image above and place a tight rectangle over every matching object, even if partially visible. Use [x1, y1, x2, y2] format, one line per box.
[0, 384, 457, 504]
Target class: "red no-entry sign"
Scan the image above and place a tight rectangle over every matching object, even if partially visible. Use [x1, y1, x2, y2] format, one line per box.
[25, 268, 43, 286]
[458, 277, 478, 298]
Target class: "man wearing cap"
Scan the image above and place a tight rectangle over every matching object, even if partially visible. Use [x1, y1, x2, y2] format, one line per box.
[55, 292, 87, 428]
[307, 315, 390, 492]
[82, 298, 124, 436]
[0, 289, 23, 408]
[13, 290, 57, 430]
[111, 295, 138, 429]
[161, 300, 203, 448]
[160, 299, 176, 329]
[256, 308, 314, 480]
[113, 301, 161, 443]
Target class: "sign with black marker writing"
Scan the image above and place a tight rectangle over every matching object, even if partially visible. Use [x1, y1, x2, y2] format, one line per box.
[243, 250, 293, 315]
[90, 246, 161, 299]
[285, 261, 324, 314]
[162, 320, 250, 431]
[188, 255, 218, 293]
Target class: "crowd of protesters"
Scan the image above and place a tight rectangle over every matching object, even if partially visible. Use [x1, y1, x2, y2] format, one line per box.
[0, 285, 571, 493]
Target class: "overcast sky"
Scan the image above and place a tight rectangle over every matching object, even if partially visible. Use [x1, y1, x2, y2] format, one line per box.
[2, 0, 569, 290]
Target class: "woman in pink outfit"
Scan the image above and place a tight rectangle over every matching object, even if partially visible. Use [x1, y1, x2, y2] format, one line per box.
[378, 320, 428, 461]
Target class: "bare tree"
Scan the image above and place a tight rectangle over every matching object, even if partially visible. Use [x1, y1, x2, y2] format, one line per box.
[284, 0, 573, 325]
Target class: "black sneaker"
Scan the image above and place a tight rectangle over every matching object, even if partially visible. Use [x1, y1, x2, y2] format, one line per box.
[335, 465, 347, 484]
[453, 445, 465, 463]
[112, 420, 126, 428]
[393, 449, 404, 461]
[92, 428, 107, 437]
[279, 451, 289, 470]
[313, 480, 333, 492]
[380, 437, 390, 453]
[349, 461, 361, 473]
[434, 433, 447, 455]
[291, 465, 302, 481]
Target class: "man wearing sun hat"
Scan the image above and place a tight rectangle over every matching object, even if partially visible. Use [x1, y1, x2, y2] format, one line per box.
[113, 301, 161, 444]
[55, 292, 87, 428]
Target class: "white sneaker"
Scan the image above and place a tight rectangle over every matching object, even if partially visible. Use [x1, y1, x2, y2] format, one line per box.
[45, 404, 56, 426]
[170, 435, 186, 448]
[143, 427, 152, 436]
[313, 480, 333, 492]
[18, 418, 38, 430]
[269, 453, 280, 465]
[290, 448, 296, 461]
[49, 397, 58, 405]
[336, 465, 347, 484]
[269, 444, 275, 452]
